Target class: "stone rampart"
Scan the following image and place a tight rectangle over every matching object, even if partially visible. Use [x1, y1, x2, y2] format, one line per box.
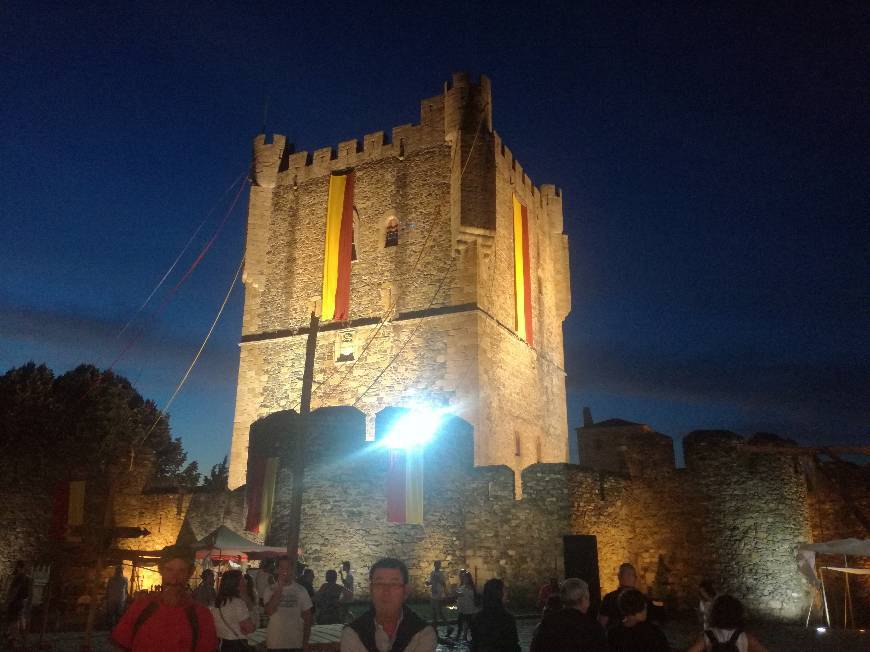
[684, 431, 813, 620]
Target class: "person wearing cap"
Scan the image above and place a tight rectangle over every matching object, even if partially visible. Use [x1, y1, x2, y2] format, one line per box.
[111, 545, 218, 652]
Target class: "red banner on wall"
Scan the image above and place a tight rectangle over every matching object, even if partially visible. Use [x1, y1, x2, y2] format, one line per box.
[513, 195, 533, 346]
[386, 449, 423, 525]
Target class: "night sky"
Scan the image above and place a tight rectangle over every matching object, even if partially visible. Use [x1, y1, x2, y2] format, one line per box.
[2, 3, 867, 471]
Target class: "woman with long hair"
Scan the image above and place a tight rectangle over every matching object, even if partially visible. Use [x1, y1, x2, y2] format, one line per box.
[469, 578, 520, 652]
[455, 570, 479, 643]
[210, 570, 255, 651]
[686, 595, 769, 652]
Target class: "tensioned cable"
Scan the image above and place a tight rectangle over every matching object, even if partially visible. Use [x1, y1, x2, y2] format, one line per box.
[299, 101, 491, 410]
[352, 252, 457, 407]
[115, 171, 248, 341]
[138, 254, 245, 445]
[316, 100, 491, 408]
[107, 177, 248, 370]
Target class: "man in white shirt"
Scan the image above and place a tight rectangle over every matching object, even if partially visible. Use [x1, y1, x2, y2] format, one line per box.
[263, 556, 313, 652]
[340, 557, 436, 652]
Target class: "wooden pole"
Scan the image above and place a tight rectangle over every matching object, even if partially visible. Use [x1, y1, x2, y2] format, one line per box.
[286, 312, 319, 570]
[82, 475, 118, 651]
[820, 568, 831, 627]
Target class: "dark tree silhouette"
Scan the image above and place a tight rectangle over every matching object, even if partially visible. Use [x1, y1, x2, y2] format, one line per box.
[200, 455, 229, 491]
[0, 362, 199, 488]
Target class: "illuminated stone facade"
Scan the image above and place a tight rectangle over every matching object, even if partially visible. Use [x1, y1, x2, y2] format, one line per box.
[228, 73, 571, 492]
[1, 415, 867, 622]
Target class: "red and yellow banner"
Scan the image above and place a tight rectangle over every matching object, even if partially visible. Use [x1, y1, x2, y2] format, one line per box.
[321, 170, 355, 321]
[513, 195, 533, 345]
[245, 457, 279, 535]
[386, 449, 423, 525]
[50, 480, 85, 540]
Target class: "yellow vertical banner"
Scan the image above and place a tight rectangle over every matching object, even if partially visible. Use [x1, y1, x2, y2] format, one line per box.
[322, 174, 349, 320]
[513, 195, 528, 341]
[404, 449, 424, 525]
[259, 457, 279, 537]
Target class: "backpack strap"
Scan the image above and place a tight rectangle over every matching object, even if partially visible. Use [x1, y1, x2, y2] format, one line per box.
[218, 604, 244, 639]
[704, 629, 716, 645]
[185, 605, 199, 652]
[728, 629, 742, 644]
[132, 600, 160, 642]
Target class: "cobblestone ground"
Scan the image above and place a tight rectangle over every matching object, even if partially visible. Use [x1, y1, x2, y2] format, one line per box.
[20, 615, 869, 650]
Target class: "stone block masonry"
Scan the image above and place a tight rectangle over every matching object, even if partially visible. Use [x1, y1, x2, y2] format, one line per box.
[227, 406, 852, 620]
[229, 72, 571, 490]
[2, 414, 864, 625]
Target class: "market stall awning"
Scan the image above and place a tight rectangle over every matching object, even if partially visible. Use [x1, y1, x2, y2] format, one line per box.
[193, 525, 287, 560]
[820, 567, 870, 575]
[798, 538, 870, 556]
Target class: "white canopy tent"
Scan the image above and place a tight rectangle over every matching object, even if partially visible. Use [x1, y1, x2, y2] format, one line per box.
[193, 525, 287, 561]
[797, 538, 870, 629]
[799, 538, 870, 557]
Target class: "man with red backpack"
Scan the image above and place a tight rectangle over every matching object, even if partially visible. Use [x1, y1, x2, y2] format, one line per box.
[112, 545, 218, 652]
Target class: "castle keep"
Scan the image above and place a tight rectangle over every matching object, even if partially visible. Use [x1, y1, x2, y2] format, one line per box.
[229, 73, 571, 491]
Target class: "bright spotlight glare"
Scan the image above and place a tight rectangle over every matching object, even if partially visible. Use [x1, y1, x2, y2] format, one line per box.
[816, 627, 827, 634]
[380, 407, 446, 450]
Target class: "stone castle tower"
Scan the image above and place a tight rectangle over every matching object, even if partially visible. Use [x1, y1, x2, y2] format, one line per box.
[228, 73, 571, 490]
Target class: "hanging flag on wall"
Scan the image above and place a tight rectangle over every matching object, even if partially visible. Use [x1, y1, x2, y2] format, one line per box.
[321, 170, 355, 321]
[50, 480, 85, 540]
[386, 448, 424, 525]
[513, 195, 534, 345]
[244, 457, 279, 535]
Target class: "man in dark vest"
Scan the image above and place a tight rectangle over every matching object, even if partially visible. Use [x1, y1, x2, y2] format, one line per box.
[340, 557, 436, 652]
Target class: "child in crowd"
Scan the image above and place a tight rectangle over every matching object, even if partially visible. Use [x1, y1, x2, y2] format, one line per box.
[606, 589, 669, 652]
[686, 594, 769, 652]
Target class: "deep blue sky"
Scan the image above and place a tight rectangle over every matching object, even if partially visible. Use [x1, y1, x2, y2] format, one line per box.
[2, 3, 867, 471]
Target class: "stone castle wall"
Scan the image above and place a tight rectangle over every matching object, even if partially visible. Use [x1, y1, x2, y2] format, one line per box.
[2, 416, 866, 625]
[229, 407, 860, 620]
[683, 432, 813, 620]
[0, 490, 53, 582]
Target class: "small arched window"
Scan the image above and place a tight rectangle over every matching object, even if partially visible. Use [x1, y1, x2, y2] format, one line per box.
[385, 216, 399, 247]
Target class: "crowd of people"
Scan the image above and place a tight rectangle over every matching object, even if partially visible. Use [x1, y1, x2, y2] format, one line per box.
[1, 550, 774, 651]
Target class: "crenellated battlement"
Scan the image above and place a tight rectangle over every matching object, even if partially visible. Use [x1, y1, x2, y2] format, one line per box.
[492, 131, 563, 211]
[249, 73, 562, 217]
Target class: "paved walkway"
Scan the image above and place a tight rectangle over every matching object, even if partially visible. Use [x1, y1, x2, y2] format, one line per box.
[15, 615, 869, 650]
[432, 616, 868, 651]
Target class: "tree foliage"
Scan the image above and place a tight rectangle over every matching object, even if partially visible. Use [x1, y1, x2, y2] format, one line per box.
[200, 455, 229, 492]
[0, 362, 200, 488]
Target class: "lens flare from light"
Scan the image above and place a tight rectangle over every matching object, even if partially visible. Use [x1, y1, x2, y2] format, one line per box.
[379, 407, 446, 450]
